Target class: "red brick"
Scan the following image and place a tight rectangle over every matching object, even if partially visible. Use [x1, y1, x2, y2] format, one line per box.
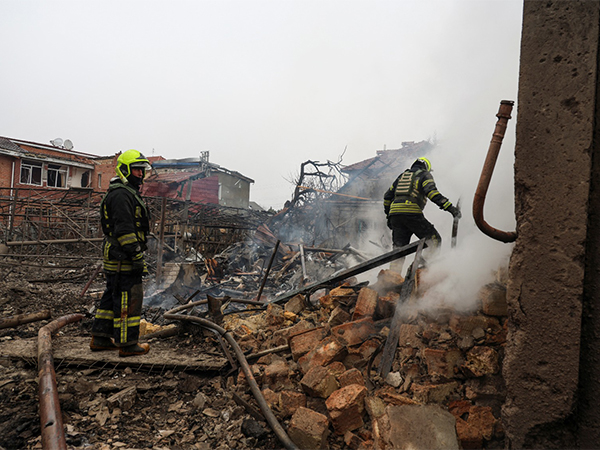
[398, 323, 423, 348]
[288, 327, 326, 361]
[326, 361, 347, 378]
[298, 335, 347, 373]
[351, 287, 378, 320]
[422, 348, 462, 378]
[478, 283, 508, 316]
[344, 338, 381, 368]
[285, 293, 306, 314]
[462, 346, 499, 377]
[339, 368, 365, 387]
[331, 317, 376, 347]
[375, 293, 398, 319]
[373, 269, 404, 291]
[265, 303, 285, 327]
[411, 382, 459, 404]
[468, 405, 496, 440]
[288, 407, 330, 450]
[261, 388, 279, 410]
[263, 358, 293, 390]
[328, 305, 351, 326]
[326, 384, 368, 435]
[449, 314, 501, 337]
[455, 417, 483, 449]
[300, 365, 340, 399]
[279, 390, 307, 418]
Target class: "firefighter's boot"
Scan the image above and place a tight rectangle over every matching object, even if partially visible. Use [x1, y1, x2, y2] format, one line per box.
[90, 336, 118, 351]
[119, 342, 150, 357]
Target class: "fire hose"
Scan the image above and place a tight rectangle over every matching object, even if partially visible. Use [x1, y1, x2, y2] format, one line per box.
[38, 313, 84, 450]
[163, 309, 299, 450]
[473, 99, 518, 243]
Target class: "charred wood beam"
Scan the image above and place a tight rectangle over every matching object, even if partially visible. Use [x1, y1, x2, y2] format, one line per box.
[378, 239, 425, 378]
[269, 240, 425, 305]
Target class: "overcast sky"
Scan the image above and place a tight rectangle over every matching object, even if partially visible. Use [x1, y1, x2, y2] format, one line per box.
[1, 0, 523, 211]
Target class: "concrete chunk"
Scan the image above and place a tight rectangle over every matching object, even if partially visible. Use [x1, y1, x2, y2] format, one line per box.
[374, 404, 459, 450]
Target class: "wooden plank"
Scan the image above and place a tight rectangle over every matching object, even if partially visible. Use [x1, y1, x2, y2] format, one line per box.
[0, 336, 228, 372]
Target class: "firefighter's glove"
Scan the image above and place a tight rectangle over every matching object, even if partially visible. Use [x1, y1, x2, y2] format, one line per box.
[447, 205, 462, 219]
[386, 217, 393, 230]
[132, 253, 147, 275]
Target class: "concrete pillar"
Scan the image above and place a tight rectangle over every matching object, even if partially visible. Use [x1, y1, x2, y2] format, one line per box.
[503, 1, 600, 447]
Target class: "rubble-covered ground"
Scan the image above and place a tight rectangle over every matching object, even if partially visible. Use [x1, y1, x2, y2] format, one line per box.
[0, 241, 509, 450]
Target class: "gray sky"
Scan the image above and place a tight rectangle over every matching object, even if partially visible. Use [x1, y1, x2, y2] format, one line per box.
[1, 0, 523, 211]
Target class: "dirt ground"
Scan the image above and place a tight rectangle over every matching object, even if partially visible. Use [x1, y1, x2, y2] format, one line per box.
[0, 255, 286, 450]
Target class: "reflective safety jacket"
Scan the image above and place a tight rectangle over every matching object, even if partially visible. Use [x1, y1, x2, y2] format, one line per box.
[384, 168, 452, 216]
[100, 178, 150, 272]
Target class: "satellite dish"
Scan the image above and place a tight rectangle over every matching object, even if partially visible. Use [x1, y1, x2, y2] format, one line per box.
[51, 138, 63, 147]
[64, 139, 73, 150]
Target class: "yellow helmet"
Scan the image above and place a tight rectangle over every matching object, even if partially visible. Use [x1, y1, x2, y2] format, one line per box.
[416, 157, 432, 172]
[116, 150, 151, 183]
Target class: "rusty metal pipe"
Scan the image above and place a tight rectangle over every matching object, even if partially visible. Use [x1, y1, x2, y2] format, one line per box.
[473, 100, 518, 243]
[163, 311, 299, 450]
[38, 313, 84, 450]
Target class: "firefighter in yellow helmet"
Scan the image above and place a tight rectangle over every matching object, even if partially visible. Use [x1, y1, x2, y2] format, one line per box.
[90, 150, 152, 357]
[383, 157, 460, 272]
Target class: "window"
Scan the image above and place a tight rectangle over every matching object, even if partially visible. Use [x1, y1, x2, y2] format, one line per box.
[47, 164, 68, 188]
[20, 161, 42, 186]
[98, 174, 102, 189]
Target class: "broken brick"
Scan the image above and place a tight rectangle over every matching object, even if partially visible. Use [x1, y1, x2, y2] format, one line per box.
[279, 390, 307, 418]
[455, 417, 483, 449]
[265, 303, 285, 327]
[328, 305, 351, 326]
[261, 388, 279, 410]
[468, 405, 496, 440]
[422, 348, 462, 379]
[398, 323, 423, 348]
[375, 293, 399, 320]
[288, 327, 326, 361]
[285, 293, 306, 315]
[351, 287, 378, 321]
[326, 361, 347, 378]
[298, 335, 347, 373]
[326, 384, 368, 435]
[339, 368, 365, 387]
[462, 346, 499, 377]
[288, 407, 330, 450]
[449, 314, 501, 337]
[331, 317, 376, 347]
[300, 365, 340, 399]
[411, 382, 459, 404]
[478, 282, 508, 317]
[264, 358, 292, 390]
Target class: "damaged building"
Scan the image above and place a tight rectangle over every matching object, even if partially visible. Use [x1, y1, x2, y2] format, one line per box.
[2, 2, 600, 450]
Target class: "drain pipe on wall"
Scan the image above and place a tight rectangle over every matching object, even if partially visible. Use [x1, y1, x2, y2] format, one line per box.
[473, 100, 518, 243]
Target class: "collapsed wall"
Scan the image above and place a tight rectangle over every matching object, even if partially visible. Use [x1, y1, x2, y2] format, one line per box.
[504, 1, 600, 447]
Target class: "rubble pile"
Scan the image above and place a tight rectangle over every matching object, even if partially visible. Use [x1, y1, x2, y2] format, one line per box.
[218, 266, 509, 449]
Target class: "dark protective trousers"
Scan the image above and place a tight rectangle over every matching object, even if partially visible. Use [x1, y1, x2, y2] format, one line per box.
[91, 271, 144, 347]
[390, 213, 442, 249]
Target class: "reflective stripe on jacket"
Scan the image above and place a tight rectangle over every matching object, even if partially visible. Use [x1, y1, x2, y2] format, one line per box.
[384, 168, 451, 216]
